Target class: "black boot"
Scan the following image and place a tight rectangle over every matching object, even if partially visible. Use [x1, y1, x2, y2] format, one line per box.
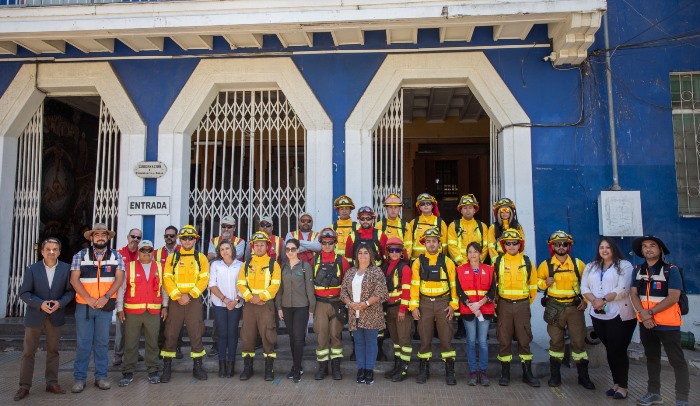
[315, 361, 328, 380]
[499, 362, 510, 386]
[445, 358, 457, 385]
[416, 359, 429, 384]
[160, 358, 172, 383]
[376, 334, 387, 362]
[226, 360, 235, 378]
[385, 356, 401, 379]
[218, 360, 227, 378]
[331, 358, 342, 380]
[576, 360, 596, 390]
[522, 361, 540, 387]
[264, 357, 274, 381]
[548, 358, 561, 387]
[239, 357, 254, 380]
[193, 357, 208, 381]
[392, 360, 409, 382]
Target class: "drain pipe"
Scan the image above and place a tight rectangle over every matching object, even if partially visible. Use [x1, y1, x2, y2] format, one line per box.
[603, 11, 622, 191]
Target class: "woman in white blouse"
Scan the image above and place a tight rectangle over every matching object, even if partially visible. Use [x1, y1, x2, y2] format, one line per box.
[580, 237, 636, 400]
[208, 241, 244, 378]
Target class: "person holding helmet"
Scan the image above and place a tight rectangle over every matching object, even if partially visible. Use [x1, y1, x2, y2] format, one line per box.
[487, 198, 525, 263]
[493, 228, 539, 387]
[237, 231, 282, 381]
[536, 231, 593, 389]
[376, 193, 413, 258]
[408, 193, 448, 261]
[344, 206, 388, 264]
[331, 195, 359, 258]
[312, 227, 351, 380]
[409, 227, 459, 385]
[160, 225, 210, 383]
[382, 237, 414, 382]
[448, 194, 488, 266]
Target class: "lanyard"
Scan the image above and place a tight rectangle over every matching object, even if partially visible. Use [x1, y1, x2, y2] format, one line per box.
[94, 248, 106, 296]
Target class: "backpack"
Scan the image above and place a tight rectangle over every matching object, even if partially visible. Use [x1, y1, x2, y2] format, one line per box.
[663, 265, 689, 316]
[170, 250, 202, 273]
[493, 255, 532, 284]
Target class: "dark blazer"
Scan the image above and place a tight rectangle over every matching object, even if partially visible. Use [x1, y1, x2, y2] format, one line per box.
[19, 260, 74, 328]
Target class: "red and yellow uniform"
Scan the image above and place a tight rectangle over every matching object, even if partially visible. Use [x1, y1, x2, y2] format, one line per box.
[447, 218, 488, 265]
[376, 217, 413, 258]
[409, 214, 448, 260]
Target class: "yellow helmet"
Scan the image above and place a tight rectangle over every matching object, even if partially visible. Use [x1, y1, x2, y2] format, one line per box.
[499, 228, 524, 253]
[383, 193, 403, 207]
[333, 195, 355, 210]
[493, 198, 516, 218]
[178, 225, 199, 239]
[419, 227, 442, 244]
[250, 231, 270, 244]
[548, 230, 573, 245]
[415, 193, 437, 208]
[457, 194, 479, 212]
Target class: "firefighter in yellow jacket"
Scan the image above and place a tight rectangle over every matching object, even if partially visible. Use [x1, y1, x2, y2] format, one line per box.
[447, 194, 488, 266]
[160, 225, 210, 383]
[409, 227, 459, 385]
[494, 228, 539, 387]
[487, 198, 525, 262]
[330, 195, 359, 259]
[536, 231, 594, 389]
[409, 193, 448, 261]
[237, 231, 282, 381]
[375, 193, 413, 258]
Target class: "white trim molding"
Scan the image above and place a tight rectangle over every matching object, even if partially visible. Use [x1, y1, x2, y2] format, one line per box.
[345, 52, 536, 261]
[0, 62, 145, 316]
[158, 57, 333, 248]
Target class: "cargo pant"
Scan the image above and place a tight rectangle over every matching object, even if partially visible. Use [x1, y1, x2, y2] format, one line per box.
[385, 303, 414, 362]
[496, 299, 533, 362]
[417, 297, 456, 360]
[161, 297, 206, 358]
[241, 300, 277, 358]
[313, 299, 344, 361]
[547, 300, 588, 362]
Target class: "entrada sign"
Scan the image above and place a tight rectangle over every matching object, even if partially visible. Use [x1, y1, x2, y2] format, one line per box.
[128, 196, 170, 215]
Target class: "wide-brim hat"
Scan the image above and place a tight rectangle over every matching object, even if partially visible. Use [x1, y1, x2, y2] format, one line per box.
[84, 223, 116, 240]
[632, 235, 670, 258]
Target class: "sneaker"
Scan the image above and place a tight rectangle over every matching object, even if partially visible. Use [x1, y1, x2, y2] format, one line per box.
[356, 368, 365, 384]
[94, 380, 111, 390]
[637, 392, 663, 406]
[71, 381, 85, 393]
[208, 345, 218, 357]
[118, 374, 133, 387]
[287, 367, 296, 379]
[364, 370, 375, 385]
[480, 371, 490, 386]
[467, 372, 478, 386]
[148, 372, 160, 384]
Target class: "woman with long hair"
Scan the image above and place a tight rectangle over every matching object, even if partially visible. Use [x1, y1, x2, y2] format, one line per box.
[487, 198, 524, 262]
[580, 237, 636, 399]
[340, 243, 388, 385]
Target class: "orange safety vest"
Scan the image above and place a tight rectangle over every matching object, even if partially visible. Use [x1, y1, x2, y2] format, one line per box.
[635, 263, 683, 327]
[124, 261, 163, 315]
[76, 248, 120, 304]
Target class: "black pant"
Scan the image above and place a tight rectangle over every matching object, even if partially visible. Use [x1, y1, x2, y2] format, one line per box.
[591, 316, 636, 388]
[639, 326, 689, 401]
[282, 306, 310, 370]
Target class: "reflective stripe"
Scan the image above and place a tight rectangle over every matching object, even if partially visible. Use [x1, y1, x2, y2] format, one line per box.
[497, 257, 529, 297]
[316, 348, 329, 361]
[80, 260, 119, 266]
[497, 354, 512, 362]
[242, 352, 255, 358]
[330, 347, 343, 359]
[123, 303, 162, 310]
[520, 354, 533, 361]
[417, 352, 431, 359]
[190, 287, 202, 297]
[263, 353, 277, 358]
[79, 277, 116, 283]
[190, 349, 206, 358]
[160, 350, 176, 358]
[441, 350, 456, 359]
[548, 350, 565, 359]
[571, 351, 588, 361]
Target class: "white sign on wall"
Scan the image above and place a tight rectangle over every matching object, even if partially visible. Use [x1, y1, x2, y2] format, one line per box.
[598, 190, 643, 237]
[128, 196, 170, 215]
[134, 161, 167, 178]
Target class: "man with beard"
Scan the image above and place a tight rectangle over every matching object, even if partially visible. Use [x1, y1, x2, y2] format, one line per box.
[113, 228, 143, 366]
[285, 213, 320, 266]
[207, 216, 245, 262]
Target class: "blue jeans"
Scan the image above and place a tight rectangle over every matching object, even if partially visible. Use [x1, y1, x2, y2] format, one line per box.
[463, 317, 489, 372]
[74, 304, 112, 381]
[354, 328, 379, 370]
[213, 305, 242, 361]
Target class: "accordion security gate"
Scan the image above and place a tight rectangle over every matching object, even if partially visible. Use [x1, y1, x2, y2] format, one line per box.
[372, 89, 403, 218]
[189, 90, 307, 317]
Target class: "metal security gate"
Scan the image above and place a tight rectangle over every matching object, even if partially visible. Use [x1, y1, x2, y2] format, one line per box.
[490, 121, 502, 212]
[372, 89, 403, 217]
[92, 99, 121, 249]
[189, 89, 307, 254]
[7, 104, 44, 317]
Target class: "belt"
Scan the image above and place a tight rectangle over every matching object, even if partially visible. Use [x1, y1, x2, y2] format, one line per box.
[315, 296, 340, 303]
[499, 297, 528, 304]
[420, 295, 449, 302]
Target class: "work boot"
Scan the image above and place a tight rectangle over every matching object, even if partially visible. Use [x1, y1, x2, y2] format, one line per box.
[226, 360, 235, 378]
[314, 361, 328, 380]
[392, 360, 409, 382]
[385, 356, 401, 379]
[160, 358, 172, 383]
[548, 357, 562, 387]
[522, 361, 540, 387]
[376, 335, 388, 361]
[264, 357, 274, 381]
[218, 360, 227, 378]
[445, 358, 457, 385]
[576, 360, 595, 390]
[239, 357, 254, 381]
[193, 357, 208, 381]
[416, 359, 429, 384]
[499, 362, 510, 386]
[331, 358, 343, 380]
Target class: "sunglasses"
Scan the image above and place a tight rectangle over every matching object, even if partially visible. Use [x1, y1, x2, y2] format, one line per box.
[129, 235, 142, 240]
[419, 201, 433, 207]
[221, 224, 234, 229]
[388, 247, 402, 254]
[139, 249, 153, 254]
[260, 223, 272, 228]
[164, 234, 176, 238]
[180, 236, 195, 241]
[285, 247, 298, 252]
[320, 241, 335, 246]
[359, 217, 373, 221]
[553, 242, 570, 248]
[504, 241, 520, 246]
[299, 219, 312, 223]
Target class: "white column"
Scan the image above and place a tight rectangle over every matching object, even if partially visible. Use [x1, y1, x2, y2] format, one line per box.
[0, 136, 19, 318]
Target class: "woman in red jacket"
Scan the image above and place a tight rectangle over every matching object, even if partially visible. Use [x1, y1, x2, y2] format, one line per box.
[456, 242, 495, 386]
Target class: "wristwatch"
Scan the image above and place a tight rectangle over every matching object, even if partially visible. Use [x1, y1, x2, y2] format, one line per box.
[647, 309, 654, 316]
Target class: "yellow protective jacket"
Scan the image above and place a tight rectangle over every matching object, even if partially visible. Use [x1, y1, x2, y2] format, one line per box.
[447, 218, 488, 266]
[408, 252, 459, 311]
[408, 214, 448, 259]
[487, 223, 525, 263]
[375, 217, 414, 259]
[163, 248, 209, 300]
[237, 254, 281, 302]
[495, 252, 537, 303]
[331, 218, 358, 257]
[537, 256, 586, 303]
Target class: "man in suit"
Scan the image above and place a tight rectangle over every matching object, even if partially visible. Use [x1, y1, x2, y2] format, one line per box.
[15, 237, 75, 401]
